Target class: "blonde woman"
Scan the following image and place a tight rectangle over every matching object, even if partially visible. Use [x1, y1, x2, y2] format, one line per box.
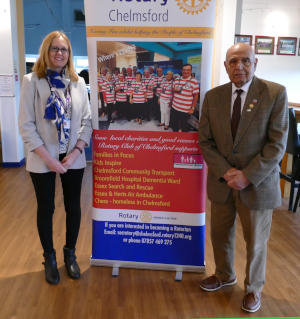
[18, 31, 92, 285]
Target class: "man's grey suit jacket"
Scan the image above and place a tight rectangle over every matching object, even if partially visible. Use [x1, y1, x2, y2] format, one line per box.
[199, 76, 288, 210]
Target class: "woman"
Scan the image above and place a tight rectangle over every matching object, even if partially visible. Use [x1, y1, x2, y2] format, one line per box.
[129, 72, 147, 124]
[18, 31, 92, 285]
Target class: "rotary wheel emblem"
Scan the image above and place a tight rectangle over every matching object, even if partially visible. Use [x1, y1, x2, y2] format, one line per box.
[176, 0, 211, 15]
[140, 211, 152, 223]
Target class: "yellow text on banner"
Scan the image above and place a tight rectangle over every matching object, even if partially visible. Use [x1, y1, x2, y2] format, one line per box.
[86, 26, 214, 39]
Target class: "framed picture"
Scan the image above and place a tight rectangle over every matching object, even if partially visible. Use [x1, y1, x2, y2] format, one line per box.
[277, 37, 297, 55]
[255, 36, 275, 55]
[234, 34, 252, 45]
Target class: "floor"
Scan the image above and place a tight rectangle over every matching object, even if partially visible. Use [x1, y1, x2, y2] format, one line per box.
[0, 164, 300, 319]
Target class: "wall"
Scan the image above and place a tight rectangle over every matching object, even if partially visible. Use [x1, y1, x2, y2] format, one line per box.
[23, 0, 87, 57]
[0, 0, 24, 165]
[240, 0, 300, 102]
[116, 55, 136, 69]
[16, 0, 25, 80]
[212, 0, 238, 88]
[22, 0, 300, 102]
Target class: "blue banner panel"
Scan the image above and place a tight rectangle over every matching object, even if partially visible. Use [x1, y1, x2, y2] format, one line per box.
[92, 220, 205, 266]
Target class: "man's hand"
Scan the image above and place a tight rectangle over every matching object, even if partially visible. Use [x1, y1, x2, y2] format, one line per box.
[224, 168, 250, 190]
[224, 168, 238, 181]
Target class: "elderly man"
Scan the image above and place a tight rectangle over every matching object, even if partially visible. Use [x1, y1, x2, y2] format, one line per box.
[198, 43, 288, 312]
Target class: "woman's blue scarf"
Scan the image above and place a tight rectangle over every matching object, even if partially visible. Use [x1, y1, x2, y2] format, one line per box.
[44, 70, 70, 144]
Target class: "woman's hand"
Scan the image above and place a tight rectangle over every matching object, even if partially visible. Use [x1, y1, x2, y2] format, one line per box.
[46, 157, 67, 174]
[34, 145, 67, 174]
[61, 151, 79, 170]
[61, 140, 85, 170]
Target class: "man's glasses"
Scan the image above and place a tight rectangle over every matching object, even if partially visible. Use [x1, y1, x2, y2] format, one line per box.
[50, 46, 69, 55]
[228, 58, 253, 67]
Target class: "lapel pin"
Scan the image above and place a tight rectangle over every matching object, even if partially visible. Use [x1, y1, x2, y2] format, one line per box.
[247, 104, 254, 112]
[247, 100, 257, 112]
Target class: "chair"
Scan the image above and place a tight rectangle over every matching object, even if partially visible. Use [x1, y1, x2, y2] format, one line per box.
[280, 108, 300, 212]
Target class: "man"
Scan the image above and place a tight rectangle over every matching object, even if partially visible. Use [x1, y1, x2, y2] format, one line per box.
[154, 67, 165, 120]
[132, 66, 137, 77]
[125, 67, 134, 90]
[171, 64, 199, 132]
[115, 73, 128, 120]
[142, 68, 156, 121]
[148, 66, 155, 79]
[102, 72, 116, 123]
[158, 70, 173, 130]
[121, 67, 127, 77]
[125, 67, 135, 120]
[198, 43, 288, 313]
[112, 67, 120, 84]
[97, 67, 108, 118]
[155, 67, 165, 93]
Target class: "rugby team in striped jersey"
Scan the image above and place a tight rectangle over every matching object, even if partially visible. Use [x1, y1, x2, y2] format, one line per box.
[97, 64, 199, 131]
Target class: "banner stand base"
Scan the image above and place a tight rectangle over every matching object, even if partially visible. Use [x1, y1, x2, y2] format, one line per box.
[90, 258, 205, 280]
[175, 271, 183, 281]
[112, 266, 119, 277]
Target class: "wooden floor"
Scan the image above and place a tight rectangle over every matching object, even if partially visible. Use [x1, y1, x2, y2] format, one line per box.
[0, 164, 300, 319]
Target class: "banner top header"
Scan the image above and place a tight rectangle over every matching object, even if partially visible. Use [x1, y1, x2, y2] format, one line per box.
[84, 0, 216, 28]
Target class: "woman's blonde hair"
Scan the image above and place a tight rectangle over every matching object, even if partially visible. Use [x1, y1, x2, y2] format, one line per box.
[33, 31, 78, 82]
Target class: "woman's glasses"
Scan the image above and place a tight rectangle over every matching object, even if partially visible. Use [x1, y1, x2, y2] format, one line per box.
[50, 46, 69, 55]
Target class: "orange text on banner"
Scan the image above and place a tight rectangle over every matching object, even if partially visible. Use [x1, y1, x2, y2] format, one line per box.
[86, 26, 214, 39]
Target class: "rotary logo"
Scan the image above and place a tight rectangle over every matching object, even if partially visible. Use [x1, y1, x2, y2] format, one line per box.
[140, 211, 152, 223]
[176, 0, 211, 15]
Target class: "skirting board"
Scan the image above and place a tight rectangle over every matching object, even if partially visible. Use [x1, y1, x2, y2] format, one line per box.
[2, 158, 25, 168]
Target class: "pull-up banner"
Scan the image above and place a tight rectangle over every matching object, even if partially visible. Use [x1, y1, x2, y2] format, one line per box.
[84, 0, 216, 272]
